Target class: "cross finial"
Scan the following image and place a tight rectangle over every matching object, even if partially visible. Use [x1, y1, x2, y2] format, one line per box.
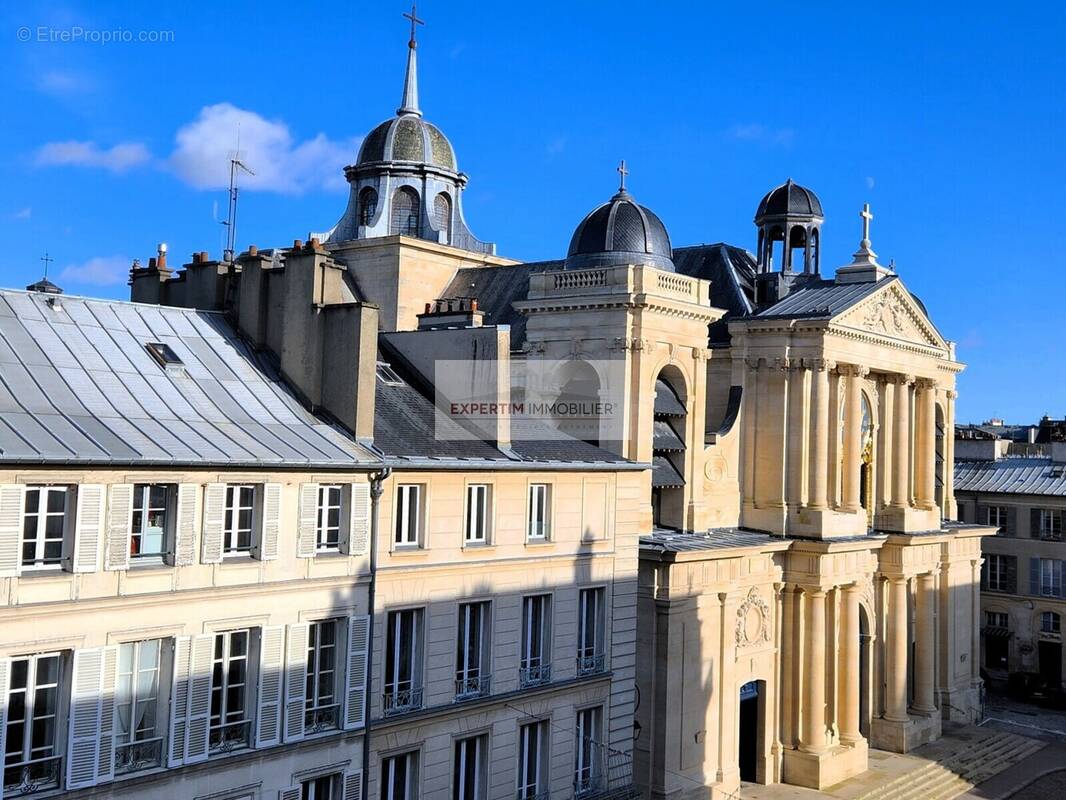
[40, 252, 54, 279]
[403, 2, 424, 48]
[860, 203, 874, 245]
[617, 159, 629, 191]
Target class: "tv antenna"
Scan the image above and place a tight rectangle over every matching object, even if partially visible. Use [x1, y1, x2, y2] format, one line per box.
[222, 127, 254, 262]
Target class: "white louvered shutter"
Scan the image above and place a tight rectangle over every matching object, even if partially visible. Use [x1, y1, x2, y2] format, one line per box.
[343, 770, 364, 800]
[344, 483, 371, 556]
[283, 623, 310, 742]
[201, 484, 226, 564]
[258, 483, 281, 561]
[0, 485, 23, 577]
[96, 646, 119, 782]
[256, 626, 285, 748]
[174, 484, 197, 566]
[167, 636, 192, 767]
[73, 484, 105, 573]
[297, 483, 319, 558]
[0, 657, 9, 797]
[67, 648, 105, 789]
[279, 788, 302, 800]
[104, 484, 133, 571]
[344, 615, 370, 730]
[184, 634, 215, 764]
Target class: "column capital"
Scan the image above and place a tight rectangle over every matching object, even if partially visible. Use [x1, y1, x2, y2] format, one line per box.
[889, 373, 915, 386]
[803, 356, 836, 372]
[839, 363, 871, 379]
[946, 389, 959, 400]
[745, 356, 763, 371]
[915, 377, 938, 391]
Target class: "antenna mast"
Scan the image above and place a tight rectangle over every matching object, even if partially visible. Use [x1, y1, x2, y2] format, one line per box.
[223, 127, 254, 262]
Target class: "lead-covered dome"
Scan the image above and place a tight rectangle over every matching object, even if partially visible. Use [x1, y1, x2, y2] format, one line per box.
[564, 189, 674, 271]
[356, 115, 457, 172]
[755, 178, 823, 223]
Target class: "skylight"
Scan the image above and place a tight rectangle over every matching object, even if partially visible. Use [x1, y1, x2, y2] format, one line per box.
[376, 362, 403, 386]
[146, 341, 183, 370]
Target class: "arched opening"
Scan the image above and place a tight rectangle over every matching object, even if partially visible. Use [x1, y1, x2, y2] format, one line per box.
[860, 392, 875, 530]
[809, 227, 821, 274]
[550, 360, 602, 447]
[935, 403, 946, 515]
[859, 606, 872, 738]
[358, 186, 378, 227]
[433, 192, 452, 245]
[786, 225, 808, 272]
[390, 186, 420, 236]
[765, 226, 785, 272]
[651, 367, 687, 529]
[738, 680, 766, 783]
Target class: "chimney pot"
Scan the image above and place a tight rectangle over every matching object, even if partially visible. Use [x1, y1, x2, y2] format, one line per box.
[293, 239, 303, 250]
[309, 237, 321, 249]
[248, 245, 258, 256]
[148, 257, 157, 269]
[200, 251, 209, 262]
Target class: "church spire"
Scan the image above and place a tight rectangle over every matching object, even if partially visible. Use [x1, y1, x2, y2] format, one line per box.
[398, 3, 424, 117]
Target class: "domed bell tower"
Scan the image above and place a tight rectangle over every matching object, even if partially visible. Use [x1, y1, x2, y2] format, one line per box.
[753, 178, 824, 305]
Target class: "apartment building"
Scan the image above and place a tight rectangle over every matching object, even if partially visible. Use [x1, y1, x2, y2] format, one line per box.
[955, 428, 1066, 691]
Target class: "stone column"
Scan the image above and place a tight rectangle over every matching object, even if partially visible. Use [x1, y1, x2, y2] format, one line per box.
[890, 376, 915, 509]
[803, 588, 828, 753]
[885, 576, 910, 723]
[781, 585, 796, 749]
[841, 366, 868, 513]
[916, 379, 938, 510]
[787, 362, 808, 510]
[914, 572, 937, 713]
[808, 360, 832, 510]
[840, 584, 862, 742]
[945, 390, 959, 520]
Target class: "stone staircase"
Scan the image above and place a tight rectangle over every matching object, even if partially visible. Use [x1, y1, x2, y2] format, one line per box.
[853, 729, 1045, 800]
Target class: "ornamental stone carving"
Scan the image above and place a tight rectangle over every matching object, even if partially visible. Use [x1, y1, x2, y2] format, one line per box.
[735, 587, 772, 648]
[862, 294, 907, 335]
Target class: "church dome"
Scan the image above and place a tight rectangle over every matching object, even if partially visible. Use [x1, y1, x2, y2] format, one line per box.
[564, 189, 674, 271]
[356, 115, 457, 172]
[755, 179, 823, 222]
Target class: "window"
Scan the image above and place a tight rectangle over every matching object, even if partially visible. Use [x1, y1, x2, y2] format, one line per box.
[316, 485, 344, 552]
[21, 486, 69, 569]
[453, 734, 486, 800]
[131, 484, 171, 561]
[305, 620, 341, 733]
[384, 609, 423, 715]
[1040, 510, 1063, 541]
[986, 554, 1013, 592]
[145, 341, 183, 369]
[1042, 611, 1061, 635]
[1039, 559, 1062, 597]
[574, 706, 603, 796]
[577, 588, 606, 675]
[115, 640, 164, 774]
[209, 630, 251, 752]
[434, 193, 452, 245]
[223, 485, 255, 555]
[456, 602, 490, 699]
[381, 751, 419, 800]
[528, 484, 551, 540]
[394, 485, 422, 548]
[518, 721, 549, 800]
[987, 505, 1007, 534]
[521, 594, 552, 687]
[390, 187, 420, 237]
[358, 187, 378, 227]
[464, 484, 490, 544]
[4, 653, 64, 794]
[301, 773, 340, 800]
[985, 611, 1009, 628]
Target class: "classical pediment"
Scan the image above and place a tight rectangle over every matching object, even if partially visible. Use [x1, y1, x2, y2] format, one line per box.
[833, 280, 947, 350]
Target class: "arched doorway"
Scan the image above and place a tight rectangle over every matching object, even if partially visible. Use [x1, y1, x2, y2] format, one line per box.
[738, 680, 763, 783]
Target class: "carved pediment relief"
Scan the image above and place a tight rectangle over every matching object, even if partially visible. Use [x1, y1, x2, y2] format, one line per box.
[834, 282, 946, 350]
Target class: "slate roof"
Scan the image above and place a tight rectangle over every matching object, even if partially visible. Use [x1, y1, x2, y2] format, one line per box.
[641, 527, 785, 553]
[954, 458, 1066, 497]
[754, 276, 891, 319]
[0, 290, 377, 467]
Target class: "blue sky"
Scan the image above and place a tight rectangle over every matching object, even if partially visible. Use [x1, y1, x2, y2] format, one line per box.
[0, 1, 1062, 424]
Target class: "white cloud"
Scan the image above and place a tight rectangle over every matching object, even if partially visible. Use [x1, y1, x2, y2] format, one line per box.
[726, 123, 794, 146]
[58, 255, 131, 286]
[167, 103, 360, 195]
[35, 141, 151, 172]
[866, 176, 876, 189]
[13, 207, 31, 220]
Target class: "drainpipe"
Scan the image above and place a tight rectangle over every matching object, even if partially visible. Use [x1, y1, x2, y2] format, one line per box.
[362, 465, 391, 799]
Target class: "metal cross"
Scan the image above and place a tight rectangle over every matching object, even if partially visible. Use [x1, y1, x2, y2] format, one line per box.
[40, 252, 54, 278]
[860, 203, 873, 242]
[403, 3, 424, 47]
[617, 160, 629, 191]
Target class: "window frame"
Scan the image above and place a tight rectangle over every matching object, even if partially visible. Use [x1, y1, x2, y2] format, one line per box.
[577, 587, 607, 675]
[574, 705, 604, 795]
[114, 638, 166, 774]
[517, 719, 549, 800]
[384, 608, 424, 715]
[986, 505, 1007, 534]
[985, 611, 1009, 628]
[453, 733, 487, 800]
[1040, 509, 1063, 541]
[315, 484, 345, 553]
[527, 483, 552, 542]
[1041, 611, 1061, 635]
[381, 749, 420, 800]
[455, 601, 491, 700]
[394, 484, 424, 549]
[208, 629, 252, 753]
[222, 485, 257, 556]
[130, 483, 174, 563]
[463, 483, 491, 546]
[4, 651, 65, 793]
[1039, 558, 1062, 597]
[300, 772, 341, 800]
[304, 619, 342, 733]
[520, 593, 552, 687]
[987, 554, 1009, 592]
[21, 485, 72, 571]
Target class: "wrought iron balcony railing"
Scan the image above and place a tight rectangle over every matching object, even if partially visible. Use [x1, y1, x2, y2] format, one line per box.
[208, 719, 251, 754]
[577, 653, 606, 676]
[519, 663, 552, 688]
[3, 755, 62, 796]
[383, 686, 424, 716]
[455, 674, 491, 701]
[304, 703, 341, 733]
[114, 736, 164, 775]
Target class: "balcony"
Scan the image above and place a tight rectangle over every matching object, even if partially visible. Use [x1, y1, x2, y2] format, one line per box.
[383, 685, 424, 716]
[455, 674, 491, 701]
[516, 791, 549, 800]
[574, 753, 640, 800]
[304, 703, 341, 734]
[208, 719, 251, 754]
[3, 755, 61, 796]
[577, 653, 606, 677]
[519, 663, 552, 688]
[115, 736, 164, 775]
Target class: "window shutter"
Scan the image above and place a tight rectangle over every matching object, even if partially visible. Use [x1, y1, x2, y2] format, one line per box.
[279, 789, 302, 800]
[105, 484, 133, 571]
[167, 636, 192, 768]
[201, 484, 226, 564]
[68, 648, 105, 789]
[174, 484, 197, 566]
[0, 485, 23, 577]
[1006, 506, 1017, 537]
[1031, 509, 1042, 538]
[343, 770, 364, 800]
[258, 483, 281, 561]
[345, 483, 371, 556]
[344, 615, 370, 730]
[297, 483, 319, 558]
[1058, 561, 1066, 600]
[185, 634, 215, 764]
[256, 626, 285, 748]
[1030, 557, 1040, 596]
[96, 646, 118, 782]
[73, 484, 105, 573]
[284, 623, 310, 742]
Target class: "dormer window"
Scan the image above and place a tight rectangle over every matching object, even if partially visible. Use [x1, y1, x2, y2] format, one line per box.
[145, 342, 183, 371]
